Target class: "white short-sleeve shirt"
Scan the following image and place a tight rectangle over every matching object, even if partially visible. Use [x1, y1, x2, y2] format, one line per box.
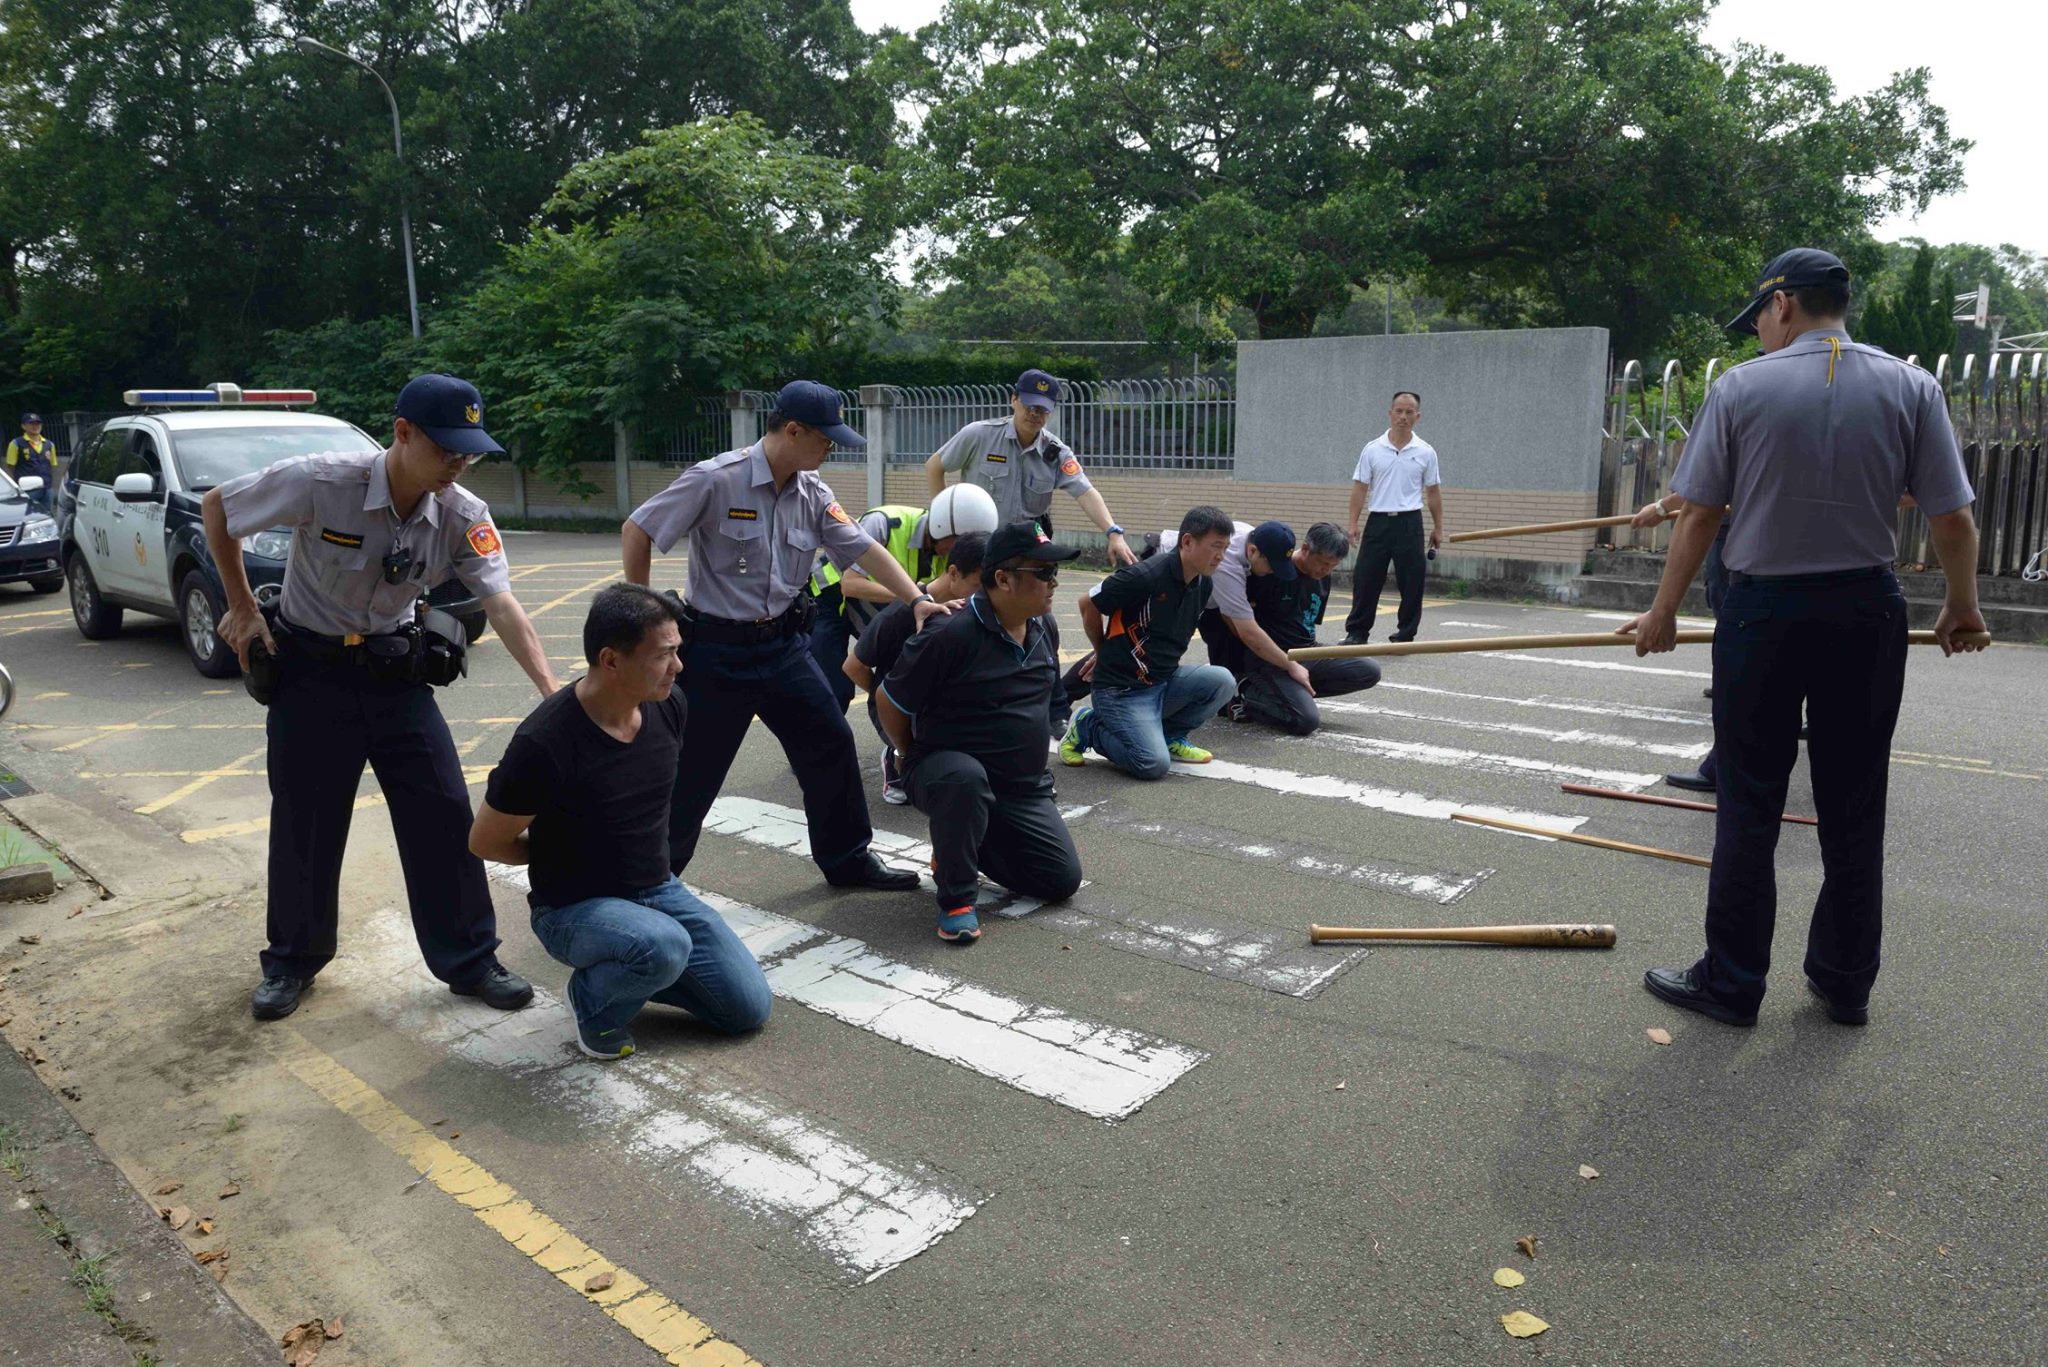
[1352, 432, 1441, 513]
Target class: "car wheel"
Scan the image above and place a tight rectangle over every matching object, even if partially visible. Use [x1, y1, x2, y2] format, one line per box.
[179, 570, 239, 678]
[29, 575, 62, 594]
[67, 554, 123, 639]
[458, 609, 488, 645]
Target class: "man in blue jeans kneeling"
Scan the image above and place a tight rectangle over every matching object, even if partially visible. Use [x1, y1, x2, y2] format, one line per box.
[471, 584, 771, 1059]
[1062, 504, 1237, 778]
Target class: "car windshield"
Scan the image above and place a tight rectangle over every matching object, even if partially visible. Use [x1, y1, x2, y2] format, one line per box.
[171, 425, 379, 491]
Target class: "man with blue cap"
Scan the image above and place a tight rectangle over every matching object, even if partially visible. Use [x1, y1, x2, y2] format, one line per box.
[205, 373, 561, 1022]
[623, 380, 951, 892]
[1621, 248, 1988, 1030]
[925, 369, 1139, 565]
[5, 412, 56, 511]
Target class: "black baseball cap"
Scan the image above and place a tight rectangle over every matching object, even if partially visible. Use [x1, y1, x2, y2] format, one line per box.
[395, 374, 503, 456]
[1726, 248, 1852, 335]
[19, 412, 40, 425]
[773, 380, 865, 449]
[1015, 369, 1062, 411]
[1248, 521, 1299, 581]
[986, 519, 1081, 569]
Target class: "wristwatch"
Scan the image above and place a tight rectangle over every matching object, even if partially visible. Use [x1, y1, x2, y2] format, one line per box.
[1106, 524, 1125, 536]
[914, 592, 935, 606]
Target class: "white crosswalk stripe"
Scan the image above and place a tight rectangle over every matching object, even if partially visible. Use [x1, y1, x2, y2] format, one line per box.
[1375, 679, 1710, 727]
[1314, 697, 1710, 760]
[1476, 651, 1711, 680]
[1299, 730, 1662, 789]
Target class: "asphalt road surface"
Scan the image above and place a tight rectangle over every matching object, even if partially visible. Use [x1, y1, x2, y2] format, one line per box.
[1, 529, 2042, 1365]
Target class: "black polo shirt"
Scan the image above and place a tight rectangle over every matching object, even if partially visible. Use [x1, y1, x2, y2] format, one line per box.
[1246, 569, 1334, 652]
[1088, 546, 1211, 690]
[881, 593, 1057, 790]
[854, 598, 922, 681]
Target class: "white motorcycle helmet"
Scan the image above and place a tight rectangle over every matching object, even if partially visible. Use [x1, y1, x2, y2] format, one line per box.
[925, 482, 1000, 541]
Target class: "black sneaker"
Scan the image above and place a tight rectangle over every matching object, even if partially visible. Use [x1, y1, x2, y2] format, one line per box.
[1342, 633, 1370, 646]
[251, 975, 310, 1021]
[1222, 695, 1249, 723]
[450, 962, 535, 1011]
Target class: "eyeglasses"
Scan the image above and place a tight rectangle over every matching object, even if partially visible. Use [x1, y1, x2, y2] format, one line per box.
[437, 450, 483, 470]
[1014, 564, 1060, 583]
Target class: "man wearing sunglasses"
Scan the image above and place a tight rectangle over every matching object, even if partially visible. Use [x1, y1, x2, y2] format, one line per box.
[876, 521, 1085, 943]
[205, 373, 560, 1023]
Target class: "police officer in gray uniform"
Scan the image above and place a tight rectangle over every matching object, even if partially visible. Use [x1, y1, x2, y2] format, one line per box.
[1622, 249, 1988, 1028]
[203, 374, 561, 1021]
[925, 369, 1140, 565]
[621, 380, 944, 889]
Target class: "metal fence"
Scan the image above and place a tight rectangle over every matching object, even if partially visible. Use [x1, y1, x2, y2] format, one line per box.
[1600, 352, 2048, 578]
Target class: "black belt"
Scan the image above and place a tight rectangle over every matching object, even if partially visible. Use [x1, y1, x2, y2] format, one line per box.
[1727, 565, 1889, 589]
[277, 617, 411, 666]
[1366, 509, 1423, 518]
[682, 599, 812, 644]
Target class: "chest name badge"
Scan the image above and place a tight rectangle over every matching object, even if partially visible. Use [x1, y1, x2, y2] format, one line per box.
[319, 528, 365, 549]
[983, 453, 1008, 464]
[726, 508, 759, 520]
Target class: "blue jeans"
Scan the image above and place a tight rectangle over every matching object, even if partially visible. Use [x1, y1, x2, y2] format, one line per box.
[1075, 665, 1236, 780]
[530, 878, 771, 1038]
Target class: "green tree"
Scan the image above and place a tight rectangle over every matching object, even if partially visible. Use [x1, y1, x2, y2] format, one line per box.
[429, 117, 895, 478]
[911, 0, 1969, 356]
[1859, 244, 1954, 363]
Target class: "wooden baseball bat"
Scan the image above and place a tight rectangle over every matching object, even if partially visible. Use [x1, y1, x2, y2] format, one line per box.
[1290, 629, 1989, 661]
[1309, 923, 1616, 948]
[1446, 514, 1640, 543]
[1450, 810, 1712, 867]
[1559, 782, 1819, 827]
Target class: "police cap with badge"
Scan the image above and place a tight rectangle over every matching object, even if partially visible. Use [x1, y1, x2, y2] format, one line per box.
[1725, 248, 1851, 335]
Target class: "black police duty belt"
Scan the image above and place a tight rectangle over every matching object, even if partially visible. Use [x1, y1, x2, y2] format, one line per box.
[249, 605, 468, 699]
[675, 594, 815, 646]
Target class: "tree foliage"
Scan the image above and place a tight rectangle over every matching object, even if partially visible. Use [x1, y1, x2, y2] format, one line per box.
[1859, 244, 1956, 364]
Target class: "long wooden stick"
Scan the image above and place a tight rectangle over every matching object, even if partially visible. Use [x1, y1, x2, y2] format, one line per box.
[1559, 782, 1819, 827]
[1447, 514, 1639, 543]
[1291, 629, 1989, 661]
[1309, 923, 1617, 948]
[1450, 810, 1711, 867]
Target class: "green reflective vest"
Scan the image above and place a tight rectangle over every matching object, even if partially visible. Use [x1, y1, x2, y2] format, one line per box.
[811, 505, 946, 610]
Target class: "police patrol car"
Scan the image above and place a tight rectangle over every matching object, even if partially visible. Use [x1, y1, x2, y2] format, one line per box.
[57, 384, 485, 678]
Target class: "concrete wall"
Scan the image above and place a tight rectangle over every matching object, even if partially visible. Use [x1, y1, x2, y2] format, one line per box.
[1234, 328, 1611, 493]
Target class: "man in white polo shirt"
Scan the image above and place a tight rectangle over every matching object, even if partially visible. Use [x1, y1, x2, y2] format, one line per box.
[1343, 390, 1444, 644]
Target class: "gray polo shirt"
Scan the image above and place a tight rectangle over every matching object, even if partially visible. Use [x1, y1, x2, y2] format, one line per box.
[629, 444, 875, 620]
[1673, 329, 1974, 576]
[934, 416, 1093, 524]
[217, 451, 511, 637]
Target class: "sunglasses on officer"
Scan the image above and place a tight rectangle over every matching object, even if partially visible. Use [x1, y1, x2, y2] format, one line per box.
[1000, 561, 1059, 584]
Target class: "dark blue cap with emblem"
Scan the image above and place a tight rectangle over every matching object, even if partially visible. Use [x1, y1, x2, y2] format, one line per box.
[19, 412, 40, 425]
[1726, 248, 1852, 335]
[1015, 369, 1062, 411]
[774, 380, 865, 450]
[1248, 521, 1299, 581]
[395, 374, 503, 456]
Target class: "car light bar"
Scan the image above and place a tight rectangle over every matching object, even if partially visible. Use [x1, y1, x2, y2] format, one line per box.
[123, 383, 318, 407]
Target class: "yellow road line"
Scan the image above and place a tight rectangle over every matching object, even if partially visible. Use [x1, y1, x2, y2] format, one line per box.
[180, 767, 492, 843]
[1893, 749, 1990, 766]
[1893, 756, 2041, 782]
[82, 769, 270, 779]
[52, 722, 142, 753]
[0, 607, 73, 620]
[274, 1032, 761, 1367]
[134, 745, 267, 816]
[527, 570, 624, 619]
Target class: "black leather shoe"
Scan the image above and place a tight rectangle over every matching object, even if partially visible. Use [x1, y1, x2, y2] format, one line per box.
[1642, 966, 1757, 1026]
[1806, 977, 1867, 1026]
[251, 975, 310, 1021]
[1388, 633, 1416, 643]
[1342, 633, 1370, 646]
[826, 854, 920, 892]
[1702, 686, 1714, 700]
[450, 962, 534, 1011]
[1664, 768, 1715, 792]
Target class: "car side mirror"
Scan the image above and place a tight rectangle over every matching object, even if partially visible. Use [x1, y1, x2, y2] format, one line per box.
[16, 476, 43, 495]
[112, 471, 159, 503]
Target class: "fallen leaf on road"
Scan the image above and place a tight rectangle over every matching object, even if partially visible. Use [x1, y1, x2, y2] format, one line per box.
[1646, 1027, 1673, 1045]
[0, 1015, 11, 1028]
[280, 1318, 327, 1366]
[448, 1131, 460, 1140]
[1334, 1081, 1347, 1091]
[209, 1263, 228, 1283]
[325, 1318, 343, 1341]
[219, 1181, 240, 1199]
[1500, 1311, 1550, 1338]
[163, 1205, 192, 1230]
[15, 935, 37, 946]
[152, 1181, 182, 1197]
[1493, 1267, 1525, 1288]
[196, 1218, 214, 1236]
[585, 1271, 616, 1293]
[1516, 1235, 1538, 1259]
[21, 1045, 42, 1065]
[194, 1248, 228, 1265]
[1578, 1165, 1599, 1180]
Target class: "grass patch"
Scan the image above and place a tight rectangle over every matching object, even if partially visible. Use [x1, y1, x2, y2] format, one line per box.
[0, 1122, 27, 1180]
[1445, 577, 1474, 599]
[0, 824, 37, 869]
[221, 1113, 243, 1134]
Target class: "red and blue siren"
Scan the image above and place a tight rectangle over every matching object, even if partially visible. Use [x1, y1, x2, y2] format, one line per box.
[122, 383, 318, 407]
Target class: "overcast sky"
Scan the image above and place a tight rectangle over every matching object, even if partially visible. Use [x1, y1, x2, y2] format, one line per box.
[849, 0, 2045, 259]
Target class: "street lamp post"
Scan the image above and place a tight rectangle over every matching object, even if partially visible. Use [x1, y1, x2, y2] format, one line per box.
[295, 35, 422, 338]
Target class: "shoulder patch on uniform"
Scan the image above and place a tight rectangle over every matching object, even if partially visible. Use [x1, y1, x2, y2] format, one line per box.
[726, 507, 759, 520]
[984, 453, 1008, 464]
[466, 521, 503, 558]
[1060, 456, 1082, 477]
[319, 528, 365, 549]
[826, 502, 852, 525]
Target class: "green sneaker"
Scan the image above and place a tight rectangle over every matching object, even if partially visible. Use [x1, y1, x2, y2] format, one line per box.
[1165, 739, 1213, 764]
[1059, 709, 1089, 766]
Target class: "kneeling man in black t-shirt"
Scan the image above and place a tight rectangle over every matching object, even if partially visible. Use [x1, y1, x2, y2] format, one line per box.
[471, 584, 771, 1059]
[877, 522, 1085, 944]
